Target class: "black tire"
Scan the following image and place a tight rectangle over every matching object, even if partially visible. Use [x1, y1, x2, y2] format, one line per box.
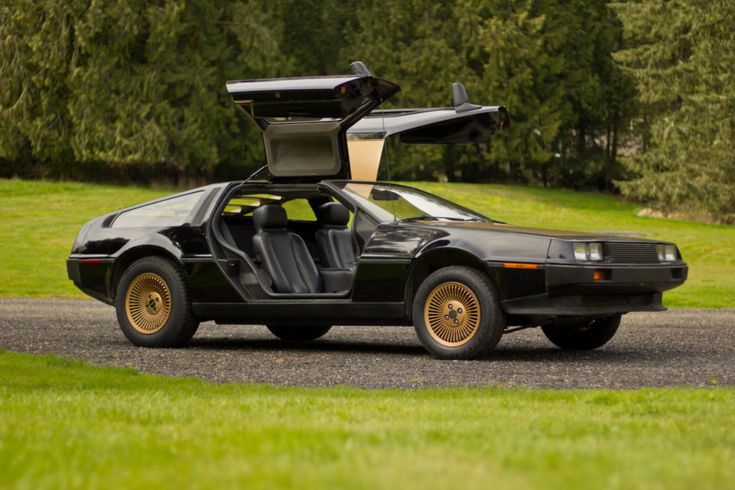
[412, 266, 505, 360]
[541, 314, 622, 350]
[266, 324, 332, 342]
[115, 256, 199, 347]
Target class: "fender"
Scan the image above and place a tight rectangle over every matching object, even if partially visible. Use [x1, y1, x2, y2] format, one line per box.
[404, 246, 489, 314]
[109, 238, 184, 300]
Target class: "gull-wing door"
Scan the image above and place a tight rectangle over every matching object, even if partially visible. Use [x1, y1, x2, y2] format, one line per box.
[227, 61, 400, 181]
[346, 83, 510, 180]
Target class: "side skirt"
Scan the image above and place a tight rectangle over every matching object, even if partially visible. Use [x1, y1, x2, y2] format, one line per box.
[192, 300, 410, 326]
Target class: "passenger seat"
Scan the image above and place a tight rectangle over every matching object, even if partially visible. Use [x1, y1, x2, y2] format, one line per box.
[252, 205, 322, 294]
[316, 202, 356, 269]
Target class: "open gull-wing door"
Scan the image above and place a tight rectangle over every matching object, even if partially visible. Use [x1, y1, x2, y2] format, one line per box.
[346, 83, 510, 181]
[227, 61, 400, 180]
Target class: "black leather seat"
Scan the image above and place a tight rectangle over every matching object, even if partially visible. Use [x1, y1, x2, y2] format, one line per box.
[252, 205, 322, 294]
[316, 202, 356, 269]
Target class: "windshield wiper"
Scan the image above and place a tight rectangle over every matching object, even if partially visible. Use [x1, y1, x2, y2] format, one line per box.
[399, 215, 484, 223]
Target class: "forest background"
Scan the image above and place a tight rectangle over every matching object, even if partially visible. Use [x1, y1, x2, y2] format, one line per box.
[1, 0, 733, 222]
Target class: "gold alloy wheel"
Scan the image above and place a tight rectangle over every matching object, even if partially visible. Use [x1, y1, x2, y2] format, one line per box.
[424, 281, 481, 347]
[124, 272, 172, 334]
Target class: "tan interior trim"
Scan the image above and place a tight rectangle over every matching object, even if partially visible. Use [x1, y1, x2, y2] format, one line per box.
[347, 139, 385, 182]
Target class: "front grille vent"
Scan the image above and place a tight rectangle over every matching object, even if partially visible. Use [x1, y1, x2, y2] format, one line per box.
[604, 242, 659, 264]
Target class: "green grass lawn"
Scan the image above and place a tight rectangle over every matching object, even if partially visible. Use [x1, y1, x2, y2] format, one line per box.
[1, 178, 733, 307]
[0, 350, 732, 489]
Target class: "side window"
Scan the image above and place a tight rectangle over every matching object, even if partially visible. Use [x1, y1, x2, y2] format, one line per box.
[281, 199, 317, 221]
[223, 194, 283, 216]
[112, 191, 204, 228]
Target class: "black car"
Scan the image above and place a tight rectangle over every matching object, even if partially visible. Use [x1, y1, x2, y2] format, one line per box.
[67, 62, 688, 359]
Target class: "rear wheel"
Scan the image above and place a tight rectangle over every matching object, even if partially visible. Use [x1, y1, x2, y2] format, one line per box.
[412, 266, 505, 359]
[541, 314, 622, 350]
[266, 324, 332, 342]
[115, 256, 199, 347]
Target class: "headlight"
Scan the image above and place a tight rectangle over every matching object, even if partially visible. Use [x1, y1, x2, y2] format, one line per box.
[573, 243, 588, 261]
[656, 244, 679, 262]
[573, 242, 604, 262]
[665, 244, 677, 261]
[657, 244, 677, 262]
[588, 243, 603, 261]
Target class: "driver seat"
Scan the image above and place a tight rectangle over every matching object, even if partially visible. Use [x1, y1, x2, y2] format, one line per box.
[316, 202, 356, 269]
[252, 204, 322, 294]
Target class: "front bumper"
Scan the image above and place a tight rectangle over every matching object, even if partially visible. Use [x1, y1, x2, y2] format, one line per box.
[501, 263, 687, 316]
[545, 263, 687, 295]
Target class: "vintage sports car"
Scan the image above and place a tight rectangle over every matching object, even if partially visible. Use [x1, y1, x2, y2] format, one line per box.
[67, 62, 688, 359]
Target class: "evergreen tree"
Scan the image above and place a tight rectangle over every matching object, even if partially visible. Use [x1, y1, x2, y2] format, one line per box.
[0, 0, 283, 180]
[0, 0, 650, 197]
[0, 0, 79, 170]
[613, 0, 735, 221]
[349, 0, 634, 187]
[533, 0, 636, 190]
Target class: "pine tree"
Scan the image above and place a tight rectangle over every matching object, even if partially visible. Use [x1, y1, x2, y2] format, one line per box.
[0, 0, 80, 170]
[0, 0, 284, 180]
[613, 0, 735, 221]
[348, 0, 635, 187]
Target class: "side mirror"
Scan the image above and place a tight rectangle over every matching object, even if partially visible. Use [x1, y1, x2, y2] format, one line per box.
[452, 82, 481, 112]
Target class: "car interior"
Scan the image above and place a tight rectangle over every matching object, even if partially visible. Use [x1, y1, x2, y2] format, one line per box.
[216, 189, 359, 296]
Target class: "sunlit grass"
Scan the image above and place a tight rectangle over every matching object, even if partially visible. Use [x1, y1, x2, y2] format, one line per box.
[1, 178, 732, 307]
[0, 350, 733, 489]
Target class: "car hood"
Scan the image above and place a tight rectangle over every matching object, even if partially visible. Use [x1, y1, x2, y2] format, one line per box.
[412, 220, 655, 242]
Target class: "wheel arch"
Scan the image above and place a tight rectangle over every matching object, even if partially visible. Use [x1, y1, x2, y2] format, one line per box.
[110, 246, 183, 300]
[404, 247, 494, 319]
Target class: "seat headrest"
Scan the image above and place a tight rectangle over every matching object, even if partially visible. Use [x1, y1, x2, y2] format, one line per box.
[253, 204, 287, 230]
[318, 202, 349, 227]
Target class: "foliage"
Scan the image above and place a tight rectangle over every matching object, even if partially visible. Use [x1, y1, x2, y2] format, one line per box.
[350, 0, 634, 188]
[613, 0, 735, 222]
[1, 1, 733, 218]
[1, 178, 733, 307]
[0, 0, 280, 180]
[0, 0, 635, 189]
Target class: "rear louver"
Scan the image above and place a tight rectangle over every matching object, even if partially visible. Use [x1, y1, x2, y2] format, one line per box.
[604, 242, 659, 264]
[102, 214, 117, 228]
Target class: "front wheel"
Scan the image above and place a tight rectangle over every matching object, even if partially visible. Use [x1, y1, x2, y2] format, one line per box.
[115, 256, 199, 347]
[266, 324, 332, 342]
[412, 266, 505, 360]
[541, 314, 622, 350]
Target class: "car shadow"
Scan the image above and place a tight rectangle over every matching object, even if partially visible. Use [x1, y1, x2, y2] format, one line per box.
[189, 336, 427, 356]
[187, 334, 671, 364]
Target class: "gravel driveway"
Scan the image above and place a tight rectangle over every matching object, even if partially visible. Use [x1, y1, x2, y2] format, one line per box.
[1, 298, 733, 389]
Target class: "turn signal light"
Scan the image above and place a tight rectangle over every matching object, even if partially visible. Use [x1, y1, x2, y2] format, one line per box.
[502, 262, 539, 270]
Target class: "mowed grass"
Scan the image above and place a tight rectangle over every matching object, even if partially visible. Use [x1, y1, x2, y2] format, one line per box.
[0, 179, 166, 298]
[0, 350, 733, 490]
[1, 178, 733, 307]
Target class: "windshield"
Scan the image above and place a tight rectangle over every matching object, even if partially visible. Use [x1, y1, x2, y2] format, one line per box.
[333, 182, 487, 223]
